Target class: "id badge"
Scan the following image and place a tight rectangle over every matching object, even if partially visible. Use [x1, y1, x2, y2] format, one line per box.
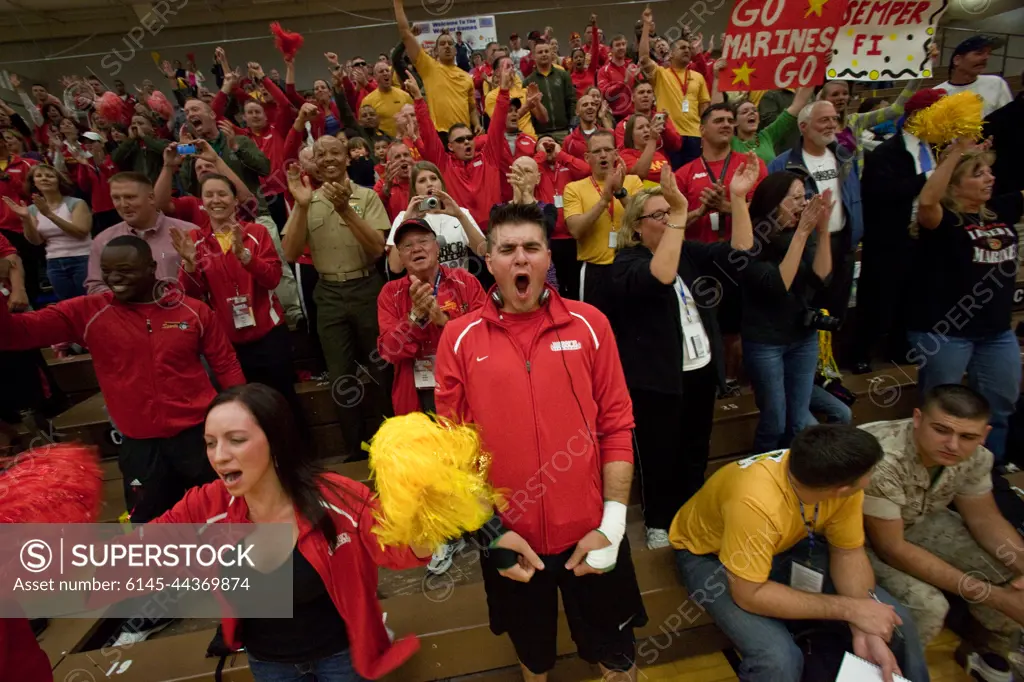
[683, 323, 709, 360]
[682, 99, 690, 113]
[710, 212, 721, 232]
[229, 295, 256, 329]
[608, 231, 618, 249]
[790, 560, 825, 593]
[554, 194, 564, 208]
[413, 355, 437, 389]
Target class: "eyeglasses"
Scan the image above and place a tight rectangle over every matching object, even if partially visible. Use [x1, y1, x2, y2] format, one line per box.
[398, 237, 436, 252]
[450, 135, 473, 145]
[640, 209, 670, 222]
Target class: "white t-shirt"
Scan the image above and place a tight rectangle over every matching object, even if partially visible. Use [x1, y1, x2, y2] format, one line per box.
[674, 277, 712, 371]
[386, 210, 480, 271]
[29, 197, 91, 260]
[936, 75, 1013, 118]
[803, 149, 844, 234]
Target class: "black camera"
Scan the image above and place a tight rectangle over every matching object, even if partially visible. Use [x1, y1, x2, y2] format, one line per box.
[803, 308, 841, 332]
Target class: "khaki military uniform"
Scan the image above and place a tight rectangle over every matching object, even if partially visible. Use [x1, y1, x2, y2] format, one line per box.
[860, 419, 1016, 653]
[306, 185, 392, 455]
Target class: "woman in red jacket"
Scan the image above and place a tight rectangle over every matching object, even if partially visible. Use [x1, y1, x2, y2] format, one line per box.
[618, 113, 671, 183]
[121, 383, 434, 681]
[171, 174, 301, 422]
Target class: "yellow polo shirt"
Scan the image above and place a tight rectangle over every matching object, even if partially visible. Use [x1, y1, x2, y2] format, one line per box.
[562, 174, 644, 265]
[361, 86, 414, 138]
[668, 450, 866, 584]
[484, 85, 536, 139]
[650, 65, 710, 138]
[414, 50, 474, 133]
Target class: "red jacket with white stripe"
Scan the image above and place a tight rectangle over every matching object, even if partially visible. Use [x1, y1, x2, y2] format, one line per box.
[434, 288, 635, 555]
[414, 91, 511, 230]
[0, 290, 244, 439]
[534, 149, 591, 239]
[178, 222, 284, 346]
[373, 177, 410, 222]
[100, 474, 426, 680]
[377, 266, 487, 415]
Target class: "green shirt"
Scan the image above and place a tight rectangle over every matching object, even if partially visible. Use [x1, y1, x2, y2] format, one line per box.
[731, 110, 797, 163]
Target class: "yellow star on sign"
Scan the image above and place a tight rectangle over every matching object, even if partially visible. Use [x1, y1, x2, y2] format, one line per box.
[731, 61, 755, 86]
[805, 0, 829, 17]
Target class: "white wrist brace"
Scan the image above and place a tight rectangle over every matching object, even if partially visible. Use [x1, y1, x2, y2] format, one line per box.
[585, 500, 627, 570]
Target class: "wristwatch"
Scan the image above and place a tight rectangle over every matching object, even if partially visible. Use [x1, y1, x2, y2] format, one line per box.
[613, 188, 628, 200]
[408, 310, 429, 327]
[239, 247, 252, 264]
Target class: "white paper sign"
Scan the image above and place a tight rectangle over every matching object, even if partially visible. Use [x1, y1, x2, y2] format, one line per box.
[836, 652, 910, 682]
[414, 16, 498, 53]
[828, 0, 948, 82]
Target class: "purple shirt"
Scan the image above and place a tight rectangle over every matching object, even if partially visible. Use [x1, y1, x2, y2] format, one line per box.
[84, 212, 199, 294]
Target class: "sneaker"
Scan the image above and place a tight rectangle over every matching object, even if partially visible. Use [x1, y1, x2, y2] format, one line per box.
[965, 651, 1012, 682]
[109, 619, 174, 648]
[426, 537, 466, 575]
[645, 528, 671, 550]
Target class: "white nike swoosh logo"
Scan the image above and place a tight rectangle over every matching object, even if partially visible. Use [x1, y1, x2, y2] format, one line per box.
[476, 356, 488, 362]
[618, 615, 633, 631]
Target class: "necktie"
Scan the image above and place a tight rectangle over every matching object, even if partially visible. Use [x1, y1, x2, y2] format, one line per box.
[919, 141, 933, 174]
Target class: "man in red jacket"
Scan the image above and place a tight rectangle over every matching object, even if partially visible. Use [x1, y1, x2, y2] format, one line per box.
[374, 141, 414, 221]
[434, 202, 645, 681]
[0, 235, 245, 523]
[532, 136, 590, 298]
[562, 94, 606, 160]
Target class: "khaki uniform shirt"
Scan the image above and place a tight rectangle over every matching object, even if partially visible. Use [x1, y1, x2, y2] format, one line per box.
[306, 185, 390, 277]
[860, 418, 993, 527]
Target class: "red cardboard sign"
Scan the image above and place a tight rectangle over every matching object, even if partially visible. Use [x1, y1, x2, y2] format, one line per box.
[719, 0, 849, 91]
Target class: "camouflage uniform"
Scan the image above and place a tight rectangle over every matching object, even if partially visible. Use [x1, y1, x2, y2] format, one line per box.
[860, 419, 1018, 653]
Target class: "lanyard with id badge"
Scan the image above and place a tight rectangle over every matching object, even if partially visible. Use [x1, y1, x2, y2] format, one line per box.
[590, 177, 620, 249]
[412, 271, 443, 389]
[675, 278, 709, 362]
[702, 153, 732, 235]
[790, 479, 824, 593]
[229, 285, 256, 329]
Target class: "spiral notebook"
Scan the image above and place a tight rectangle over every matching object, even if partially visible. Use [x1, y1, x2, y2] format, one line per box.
[835, 652, 911, 682]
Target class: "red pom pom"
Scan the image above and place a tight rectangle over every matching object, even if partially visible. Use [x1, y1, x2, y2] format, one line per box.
[95, 92, 127, 125]
[0, 444, 103, 524]
[186, 52, 196, 64]
[270, 22, 304, 60]
[147, 91, 173, 121]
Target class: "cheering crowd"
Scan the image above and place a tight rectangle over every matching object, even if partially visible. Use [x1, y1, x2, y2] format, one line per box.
[1, 1, 1024, 681]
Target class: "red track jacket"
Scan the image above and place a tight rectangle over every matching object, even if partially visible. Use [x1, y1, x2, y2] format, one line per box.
[0, 290, 245, 439]
[72, 156, 119, 214]
[373, 177, 410, 222]
[614, 114, 683, 153]
[534, 149, 591, 239]
[434, 287, 635, 554]
[178, 222, 284, 346]
[563, 126, 612, 160]
[93, 474, 426, 680]
[414, 91, 511, 230]
[0, 155, 37, 232]
[377, 266, 486, 415]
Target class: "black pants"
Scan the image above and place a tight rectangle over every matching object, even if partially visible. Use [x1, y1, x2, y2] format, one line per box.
[92, 209, 121, 237]
[295, 262, 325, 373]
[234, 325, 303, 428]
[852, 239, 909, 365]
[814, 230, 855, 324]
[118, 423, 214, 524]
[266, 192, 289, 231]
[579, 261, 611, 312]
[632, 363, 717, 530]
[550, 238, 579, 300]
[1, 228, 44, 305]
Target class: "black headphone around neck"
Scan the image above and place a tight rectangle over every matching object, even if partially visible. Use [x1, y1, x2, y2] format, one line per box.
[491, 287, 551, 309]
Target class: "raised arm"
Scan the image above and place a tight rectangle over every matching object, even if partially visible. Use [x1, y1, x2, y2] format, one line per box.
[638, 8, 656, 79]
[565, 164, 624, 239]
[404, 78, 445, 164]
[917, 139, 982, 230]
[282, 165, 312, 263]
[727, 151, 760, 251]
[649, 167, 688, 284]
[393, 0, 421, 63]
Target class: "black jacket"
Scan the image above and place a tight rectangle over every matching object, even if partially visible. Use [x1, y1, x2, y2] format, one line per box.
[985, 94, 1024, 197]
[861, 132, 928, 252]
[607, 243, 728, 396]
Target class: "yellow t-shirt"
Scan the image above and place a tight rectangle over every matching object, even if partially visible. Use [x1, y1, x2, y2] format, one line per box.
[484, 85, 536, 139]
[650, 65, 711, 138]
[668, 450, 866, 584]
[414, 50, 474, 134]
[562, 174, 644, 265]
[361, 86, 414, 138]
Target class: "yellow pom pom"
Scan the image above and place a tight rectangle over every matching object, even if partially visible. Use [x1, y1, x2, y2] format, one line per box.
[904, 91, 984, 148]
[368, 413, 501, 549]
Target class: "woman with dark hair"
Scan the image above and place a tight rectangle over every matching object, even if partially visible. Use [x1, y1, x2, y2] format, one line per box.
[33, 102, 63, 151]
[908, 140, 1024, 462]
[738, 170, 834, 451]
[3, 164, 91, 300]
[170, 174, 301, 423]
[619, 113, 670, 182]
[1, 129, 42, 161]
[608, 157, 759, 549]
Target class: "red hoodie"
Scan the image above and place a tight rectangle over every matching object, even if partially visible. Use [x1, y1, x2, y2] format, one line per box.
[373, 176, 410, 222]
[178, 222, 284, 345]
[377, 266, 486, 415]
[435, 288, 634, 554]
[533, 149, 591, 240]
[414, 91, 511, 230]
[73, 156, 119, 214]
[0, 155, 37, 233]
[94, 474, 426, 680]
[0, 290, 245, 439]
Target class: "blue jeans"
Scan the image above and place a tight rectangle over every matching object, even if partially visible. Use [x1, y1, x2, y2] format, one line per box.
[907, 330, 1021, 462]
[247, 649, 364, 682]
[46, 255, 88, 301]
[811, 384, 853, 425]
[744, 333, 820, 452]
[676, 539, 930, 682]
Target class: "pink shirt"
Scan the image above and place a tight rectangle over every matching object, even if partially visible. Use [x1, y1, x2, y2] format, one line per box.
[84, 212, 197, 294]
[30, 197, 91, 260]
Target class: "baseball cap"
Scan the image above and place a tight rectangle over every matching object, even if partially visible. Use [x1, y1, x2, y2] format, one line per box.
[569, 31, 581, 41]
[509, 33, 519, 41]
[80, 131, 103, 142]
[952, 34, 1003, 60]
[527, 30, 542, 42]
[393, 216, 436, 245]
